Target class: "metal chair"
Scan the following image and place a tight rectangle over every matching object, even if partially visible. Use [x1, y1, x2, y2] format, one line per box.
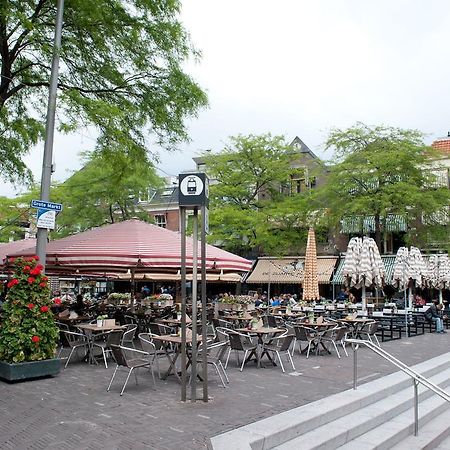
[318, 326, 348, 358]
[121, 324, 137, 348]
[107, 345, 155, 396]
[293, 326, 318, 358]
[138, 332, 170, 378]
[261, 334, 296, 373]
[358, 321, 381, 347]
[91, 329, 124, 368]
[60, 330, 89, 368]
[224, 330, 257, 372]
[196, 341, 230, 388]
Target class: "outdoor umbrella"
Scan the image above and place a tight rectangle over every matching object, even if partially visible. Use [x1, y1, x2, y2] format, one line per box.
[426, 254, 450, 303]
[392, 246, 427, 310]
[6, 219, 253, 274]
[302, 227, 320, 301]
[342, 236, 385, 310]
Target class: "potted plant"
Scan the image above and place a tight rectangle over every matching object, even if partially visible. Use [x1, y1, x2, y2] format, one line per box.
[0, 256, 60, 381]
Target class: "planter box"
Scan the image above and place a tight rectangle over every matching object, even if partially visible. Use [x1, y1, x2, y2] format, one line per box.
[218, 302, 255, 312]
[0, 358, 60, 382]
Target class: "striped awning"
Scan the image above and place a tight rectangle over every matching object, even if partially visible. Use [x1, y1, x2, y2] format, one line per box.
[0, 239, 36, 268]
[333, 255, 396, 285]
[340, 215, 407, 234]
[6, 220, 252, 273]
[245, 257, 337, 284]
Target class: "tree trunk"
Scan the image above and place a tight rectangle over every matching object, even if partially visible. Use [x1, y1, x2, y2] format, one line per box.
[374, 213, 382, 253]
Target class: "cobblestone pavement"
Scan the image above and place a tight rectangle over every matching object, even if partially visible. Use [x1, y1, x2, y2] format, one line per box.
[1, 332, 449, 449]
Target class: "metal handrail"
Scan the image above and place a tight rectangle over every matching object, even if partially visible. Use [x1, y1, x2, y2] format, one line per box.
[346, 338, 450, 436]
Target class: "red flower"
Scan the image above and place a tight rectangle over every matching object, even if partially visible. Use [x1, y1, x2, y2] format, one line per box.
[23, 265, 31, 272]
[31, 336, 40, 343]
[26, 257, 35, 262]
[27, 303, 35, 310]
[7, 278, 19, 288]
[33, 255, 39, 261]
[54, 298, 62, 305]
[41, 276, 48, 282]
[27, 277, 36, 284]
[9, 257, 15, 263]
[30, 268, 41, 276]
[36, 264, 44, 271]
[39, 282, 47, 288]
[40, 306, 49, 313]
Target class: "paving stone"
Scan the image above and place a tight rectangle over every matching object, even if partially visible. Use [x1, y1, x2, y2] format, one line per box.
[0, 332, 448, 449]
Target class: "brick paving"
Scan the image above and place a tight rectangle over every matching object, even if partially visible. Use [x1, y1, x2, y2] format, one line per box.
[1, 332, 449, 449]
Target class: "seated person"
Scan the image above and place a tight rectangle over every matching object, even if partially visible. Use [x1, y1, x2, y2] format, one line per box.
[427, 301, 446, 334]
[270, 296, 281, 307]
[74, 294, 86, 314]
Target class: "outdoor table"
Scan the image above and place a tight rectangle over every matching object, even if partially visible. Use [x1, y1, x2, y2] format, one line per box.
[151, 334, 201, 383]
[236, 327, 285, 368]
[300, 322, 336, 355]
[336, 318, 373, 339]
[223, 315, 252, 327]
[77, 323, 125, 364]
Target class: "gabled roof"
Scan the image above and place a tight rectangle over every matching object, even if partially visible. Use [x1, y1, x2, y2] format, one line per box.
[289, 136, 320, 160]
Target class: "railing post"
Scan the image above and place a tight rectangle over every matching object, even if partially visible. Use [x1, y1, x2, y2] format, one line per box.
[414, 379, 419, 436]
[353, 344, 358, 390]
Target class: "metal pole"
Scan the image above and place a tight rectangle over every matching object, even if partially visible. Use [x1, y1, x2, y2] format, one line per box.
[180, 207, 187, 402]
[201, 205, 208, 402]
[36, 0, 65, 269]
[190, 208, 198, 402]
[413, 379, 419, 436]
[353, 344, 358, 390]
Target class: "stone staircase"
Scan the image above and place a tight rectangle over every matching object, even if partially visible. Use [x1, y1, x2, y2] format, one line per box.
[210, 352, 450, 450]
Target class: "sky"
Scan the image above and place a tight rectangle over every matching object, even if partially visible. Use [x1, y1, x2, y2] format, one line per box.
[3, 0, 450, 197]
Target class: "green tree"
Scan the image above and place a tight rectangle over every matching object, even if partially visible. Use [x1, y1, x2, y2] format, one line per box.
[318, 123, 450, 251]
[0, 195, 33, 242]
[202, 134, 316, 256]
[0, 0, 207, 185]
[50, 151, 164, 237]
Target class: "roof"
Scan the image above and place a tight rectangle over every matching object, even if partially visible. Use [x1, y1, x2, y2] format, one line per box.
[432, 137, 450, 155]
[6, 220, 252, 273]
[332, 255, 397, 285]
[245, 256, 338, 284]
[289, 136, 320, 160]
[0, 239, 36, 266]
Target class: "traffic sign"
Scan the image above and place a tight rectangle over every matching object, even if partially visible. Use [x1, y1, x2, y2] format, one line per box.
[178, 173, 208, 207]
[31, 199, 63, 211]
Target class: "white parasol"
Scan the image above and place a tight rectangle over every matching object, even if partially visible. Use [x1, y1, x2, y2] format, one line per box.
[343, 236, 385, 310]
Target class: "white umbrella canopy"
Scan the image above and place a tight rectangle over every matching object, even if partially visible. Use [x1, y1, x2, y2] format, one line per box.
[437, 254, 450, 290]
[408, 246, 427, 288]
[342, 236, 384, 309]
[392, 247, 410, 291]
[342, 237, 362, 288]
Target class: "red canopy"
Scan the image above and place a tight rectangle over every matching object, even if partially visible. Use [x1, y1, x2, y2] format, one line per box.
[0, 239, 36, 267]
[6, 220, 252, 273]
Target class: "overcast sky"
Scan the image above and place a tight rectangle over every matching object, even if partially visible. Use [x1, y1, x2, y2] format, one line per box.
[3, 0, 450, 197]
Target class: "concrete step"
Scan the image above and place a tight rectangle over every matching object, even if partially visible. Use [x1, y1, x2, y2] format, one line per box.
[275, 367, 450, 450]
[210, 352, 450, 450]
[435, 433, 450, 450]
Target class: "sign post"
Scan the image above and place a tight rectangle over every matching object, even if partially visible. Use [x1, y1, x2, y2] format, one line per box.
[178, 173, 209, 403]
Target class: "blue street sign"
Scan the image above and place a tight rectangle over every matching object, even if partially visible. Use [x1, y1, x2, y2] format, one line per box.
[31, 199, 63, 211]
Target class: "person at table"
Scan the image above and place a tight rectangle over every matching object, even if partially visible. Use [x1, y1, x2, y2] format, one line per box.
[337, 289, 348, 302]
[428, 301, 446, 334]
[74, 294, 86, 314]
[270, 296, 281, 307]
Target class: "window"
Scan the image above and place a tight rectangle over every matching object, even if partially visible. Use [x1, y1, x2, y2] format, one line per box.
[154, 214, 167, 228]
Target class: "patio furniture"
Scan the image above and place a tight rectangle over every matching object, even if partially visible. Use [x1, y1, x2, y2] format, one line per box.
[91, 329, 124, 368]
[138, 332, 170, 378]
[224, 330, 258, 372]
[317, 326, 348, 358]
[121, 324, 138, 348]
[60, 330, 89, 368]
[107, 345, 155, 396]
[358, 321, 381, 347]
[261, 334, 296, 373]
[293, 325, 318, 358]
[196, 341, 230, 387]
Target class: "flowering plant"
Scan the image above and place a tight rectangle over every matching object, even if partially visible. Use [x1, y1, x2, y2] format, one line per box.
[0, 256, 59, 363]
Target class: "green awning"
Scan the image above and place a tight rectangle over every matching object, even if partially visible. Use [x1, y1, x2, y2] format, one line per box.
[332, 255, 397, 285]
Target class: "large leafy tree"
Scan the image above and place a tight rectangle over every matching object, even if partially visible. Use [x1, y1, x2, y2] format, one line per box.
[0, 0, 207, 185]
[318, 123, 450, 251]
[202, 134, 318, 256]
[50, 151, 164, 237]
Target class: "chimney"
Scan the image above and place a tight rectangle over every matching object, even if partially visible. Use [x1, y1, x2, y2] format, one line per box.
[447, 132, 450, 138]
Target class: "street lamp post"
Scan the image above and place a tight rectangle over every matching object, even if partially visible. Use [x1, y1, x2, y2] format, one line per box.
[35, 0, 64, 268]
